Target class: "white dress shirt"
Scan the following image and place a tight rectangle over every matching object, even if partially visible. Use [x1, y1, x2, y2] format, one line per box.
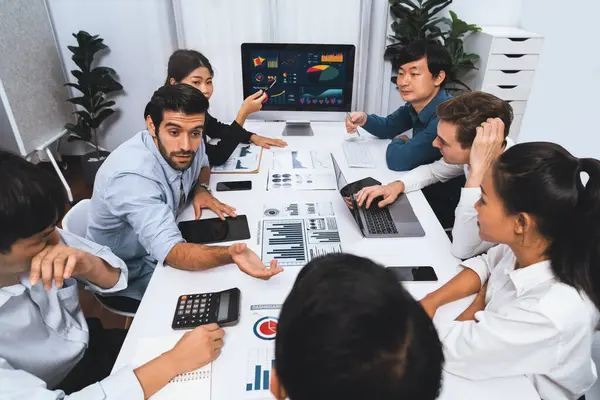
[400, 138, 514, 259]
[437, 244, 599, 400]
[0, 229, 144, 399]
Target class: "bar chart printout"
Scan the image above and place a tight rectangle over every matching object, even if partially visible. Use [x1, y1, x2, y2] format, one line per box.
[245, 347, 275, 398]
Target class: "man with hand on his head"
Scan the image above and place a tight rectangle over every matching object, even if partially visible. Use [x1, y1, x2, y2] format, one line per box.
[356, 91, 513, 259]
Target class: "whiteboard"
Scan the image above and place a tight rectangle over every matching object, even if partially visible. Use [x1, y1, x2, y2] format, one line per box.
[0, 0, 73, 156]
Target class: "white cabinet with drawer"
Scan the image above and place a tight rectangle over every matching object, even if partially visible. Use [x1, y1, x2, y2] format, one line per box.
[463, 27, 543, 140]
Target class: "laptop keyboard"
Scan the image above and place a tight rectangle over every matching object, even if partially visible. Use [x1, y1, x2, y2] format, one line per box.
[363, 206, 398, 235]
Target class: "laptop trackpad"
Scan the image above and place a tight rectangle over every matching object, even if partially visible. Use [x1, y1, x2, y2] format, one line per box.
[389, 195, 418, 223]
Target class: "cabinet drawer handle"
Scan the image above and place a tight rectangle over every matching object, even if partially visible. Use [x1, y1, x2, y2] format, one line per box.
[498, 85, 518, 89]
[500, 70, 520, 74]
[507, 37, 529, 42]
[505, 54, 525, 59]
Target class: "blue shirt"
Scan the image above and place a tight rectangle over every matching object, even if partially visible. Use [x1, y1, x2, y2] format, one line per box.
[86, 130, 210, 300]
[0, 229, 143, 399]
[362, 89, 452, 171]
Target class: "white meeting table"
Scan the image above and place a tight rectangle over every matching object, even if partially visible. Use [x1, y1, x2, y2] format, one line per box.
[113, 121, 540, 400]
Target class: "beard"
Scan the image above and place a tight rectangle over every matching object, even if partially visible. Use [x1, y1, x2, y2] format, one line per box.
[155, 131, 196, 171]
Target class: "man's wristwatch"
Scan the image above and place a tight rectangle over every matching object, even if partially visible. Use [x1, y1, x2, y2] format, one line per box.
[198, 183, 211, 194]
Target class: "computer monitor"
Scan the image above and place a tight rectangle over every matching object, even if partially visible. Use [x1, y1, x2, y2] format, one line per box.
[241, 43, 356, 136]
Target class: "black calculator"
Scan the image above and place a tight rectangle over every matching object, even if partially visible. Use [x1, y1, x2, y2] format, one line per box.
[171, 288, 241, 330]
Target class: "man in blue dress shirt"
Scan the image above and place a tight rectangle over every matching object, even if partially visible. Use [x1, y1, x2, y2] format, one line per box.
[86, 84, 282, 301]
[346, 39, 452, 172]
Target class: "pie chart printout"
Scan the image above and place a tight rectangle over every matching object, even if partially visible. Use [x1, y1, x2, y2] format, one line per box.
[253, 316, 278, 340]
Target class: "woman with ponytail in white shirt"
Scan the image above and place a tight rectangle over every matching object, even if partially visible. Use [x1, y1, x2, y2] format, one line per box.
[421, 142, 600, 400]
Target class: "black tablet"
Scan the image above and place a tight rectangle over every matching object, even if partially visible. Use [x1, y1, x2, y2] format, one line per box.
[178, 215, 251, 245]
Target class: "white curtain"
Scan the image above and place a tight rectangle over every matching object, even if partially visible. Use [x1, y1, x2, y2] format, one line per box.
[173, 0, 387, 120]
[269, 0, 371, 111]
[173, 0, 273, 121]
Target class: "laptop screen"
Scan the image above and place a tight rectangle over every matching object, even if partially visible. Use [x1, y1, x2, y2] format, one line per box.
[331, 154, 348, 192]
[331, 155, 363, 228]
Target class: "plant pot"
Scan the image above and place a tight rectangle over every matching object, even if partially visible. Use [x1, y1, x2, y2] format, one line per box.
[81, 150, 110, 187]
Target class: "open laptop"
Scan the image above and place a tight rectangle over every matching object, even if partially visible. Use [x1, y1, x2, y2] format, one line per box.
[332, 155, 425, 238]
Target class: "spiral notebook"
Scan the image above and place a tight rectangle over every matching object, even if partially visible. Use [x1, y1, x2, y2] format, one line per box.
[133, 335, 212, 399]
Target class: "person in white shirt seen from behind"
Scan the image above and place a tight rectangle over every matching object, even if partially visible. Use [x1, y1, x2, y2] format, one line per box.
[421, 142, 600, 400]
[356, 91, 513, 259]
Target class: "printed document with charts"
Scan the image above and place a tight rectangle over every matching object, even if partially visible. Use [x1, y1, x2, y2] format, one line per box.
[133, 334, 211, 399]
[267, 150, 336, 190]
[260, 201, 342, 266]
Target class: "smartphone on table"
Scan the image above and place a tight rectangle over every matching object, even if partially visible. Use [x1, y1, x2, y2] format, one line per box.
[216, 180, 252, 192]
[387, 266, 438, 282]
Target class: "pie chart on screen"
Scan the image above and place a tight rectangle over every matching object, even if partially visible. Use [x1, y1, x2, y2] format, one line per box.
[253, 317, 278, 340]
[307, 65, 339, 83]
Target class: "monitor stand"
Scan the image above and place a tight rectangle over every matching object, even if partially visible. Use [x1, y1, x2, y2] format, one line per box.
[282, 121, 314, 137]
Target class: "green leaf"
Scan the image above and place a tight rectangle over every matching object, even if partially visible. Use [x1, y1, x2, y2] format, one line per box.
[96, 100, 116, 110]
[70, 70, 84, 81]
[64, 82, 85, 94]
[64, 119, 91, 141]
[90, 108, 115, 129]
[427, 1, 452, 17]
[75, 111, 93, 126]
[67, 135, 85, 142]
[396, 0, 420, 10]
[66, 96, 93, 112]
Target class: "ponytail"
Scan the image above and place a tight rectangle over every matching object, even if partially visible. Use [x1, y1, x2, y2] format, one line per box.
[494, 143, 600, 309]
[560, 158, 600, 308]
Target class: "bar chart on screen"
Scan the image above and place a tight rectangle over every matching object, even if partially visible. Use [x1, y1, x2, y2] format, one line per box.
[245, 347, 275, 398]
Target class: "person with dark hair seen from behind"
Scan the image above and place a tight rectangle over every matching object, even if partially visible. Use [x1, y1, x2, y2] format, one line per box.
[356, 91, 514, 259]
[420, 142, 600, 400]
[0, 150, 225, 399]
[271, 253, 444, 400]
[86, 84, 282, 303]
[346, 39, 452, 171]
[166, 49, 287, 166]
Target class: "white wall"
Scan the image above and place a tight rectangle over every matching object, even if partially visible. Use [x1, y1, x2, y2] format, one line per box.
[518, 0, 600, 158]
[46, 0, 528, 151]
[47, 0, 176, 153]
[386, 0, 524, 114]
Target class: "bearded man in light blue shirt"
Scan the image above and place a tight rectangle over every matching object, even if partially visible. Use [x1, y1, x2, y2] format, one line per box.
[86, 84, 282, 302]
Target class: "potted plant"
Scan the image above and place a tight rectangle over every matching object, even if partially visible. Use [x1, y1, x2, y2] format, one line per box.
[385, 0, 481, 92]
[64, 30, 123, 186]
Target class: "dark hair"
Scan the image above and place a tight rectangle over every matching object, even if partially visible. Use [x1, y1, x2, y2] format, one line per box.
[0, 150, 66, 253]
[436, 91, 514, 148]
[494, 142, 600, 308]
[392, 39, 452, 86]
[143, 84, 209, 132]
[275, 253, 444, 400]
[165, 49, 214, 86]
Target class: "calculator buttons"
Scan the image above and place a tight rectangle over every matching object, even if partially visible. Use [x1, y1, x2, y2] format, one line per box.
[174, 292, 223, 330]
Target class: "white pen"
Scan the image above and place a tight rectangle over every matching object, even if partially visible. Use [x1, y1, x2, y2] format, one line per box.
[346, 112, 361, 137]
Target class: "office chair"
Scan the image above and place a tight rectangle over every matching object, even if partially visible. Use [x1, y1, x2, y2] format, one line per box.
[62, 199, 139, 318]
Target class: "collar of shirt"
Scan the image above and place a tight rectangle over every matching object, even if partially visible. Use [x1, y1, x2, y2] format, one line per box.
[506, 259, 555, 297]
[142, 130, 184, 185]
[0, 273, 28, 307]
[408, 89, 452, 125]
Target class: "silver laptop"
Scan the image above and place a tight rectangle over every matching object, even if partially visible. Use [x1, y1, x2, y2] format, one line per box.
[332, 155, 425, 238]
